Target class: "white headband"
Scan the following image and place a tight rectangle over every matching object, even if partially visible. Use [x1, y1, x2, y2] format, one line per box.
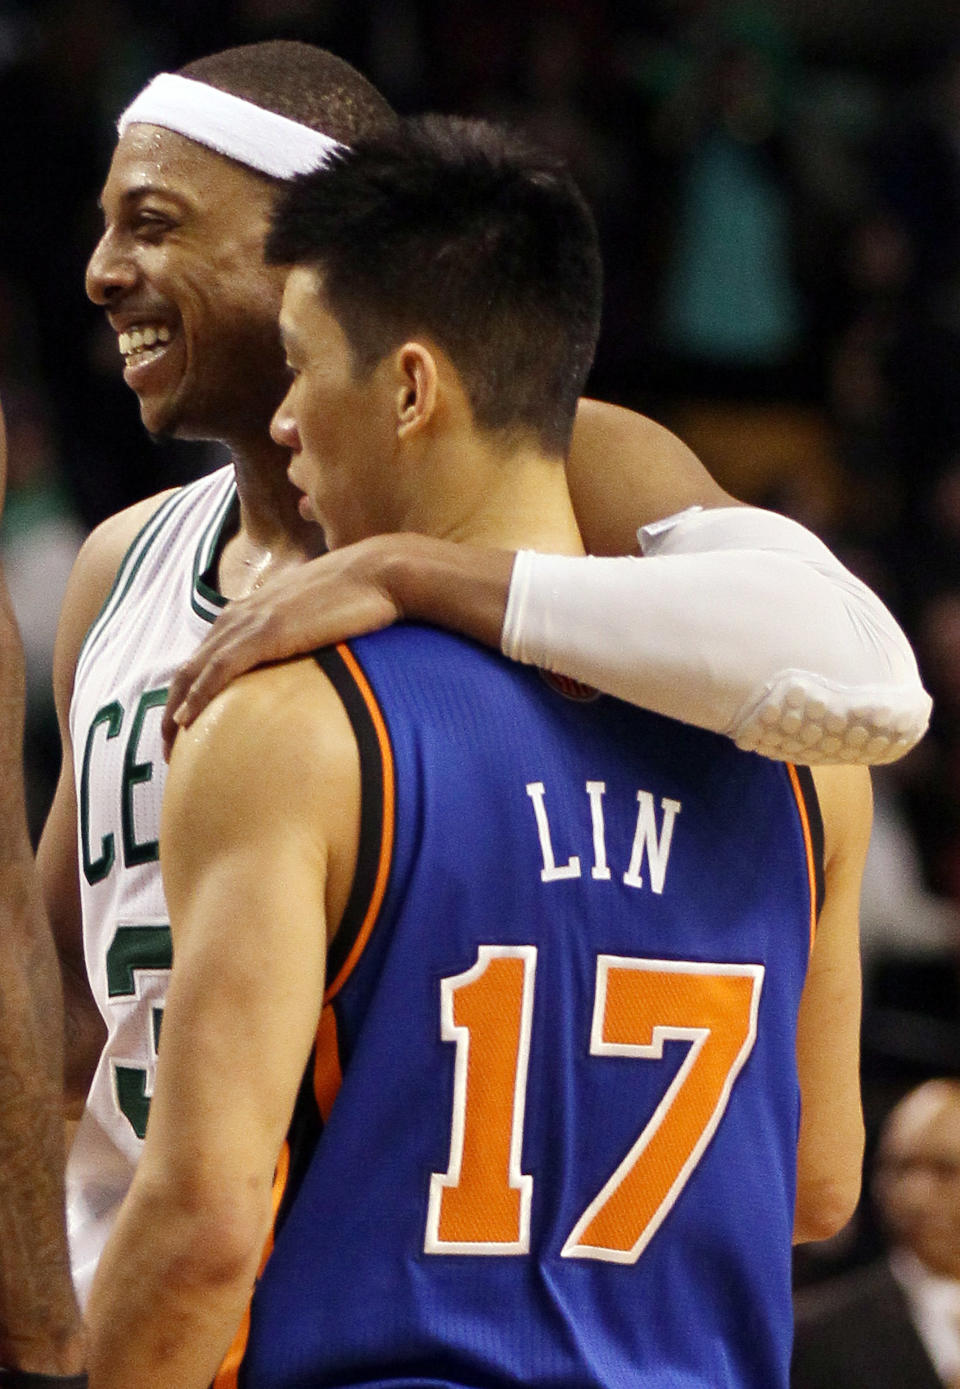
[117, 72, 346, 180]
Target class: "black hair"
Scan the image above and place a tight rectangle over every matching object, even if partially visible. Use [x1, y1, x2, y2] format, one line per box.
[178, 40, 397, 146]
[266, 113, 602, 455]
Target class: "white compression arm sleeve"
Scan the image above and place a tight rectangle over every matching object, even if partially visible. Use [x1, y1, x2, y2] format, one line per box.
[501, 506, 931, 764]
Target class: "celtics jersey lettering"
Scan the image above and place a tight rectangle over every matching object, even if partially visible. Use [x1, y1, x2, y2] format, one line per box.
[66, 464, 237, 1306]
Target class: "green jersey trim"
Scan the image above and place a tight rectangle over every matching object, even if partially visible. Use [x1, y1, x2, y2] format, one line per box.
[191, 484, 237, 624]
[76, 487, 191, 682]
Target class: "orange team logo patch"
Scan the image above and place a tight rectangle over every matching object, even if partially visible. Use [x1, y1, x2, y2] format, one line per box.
[539, 669, 600, 702]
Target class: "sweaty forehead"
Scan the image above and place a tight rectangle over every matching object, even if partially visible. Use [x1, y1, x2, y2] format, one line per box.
[103, 124, 276, 207]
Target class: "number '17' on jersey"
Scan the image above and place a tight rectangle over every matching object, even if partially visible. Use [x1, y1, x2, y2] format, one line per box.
[232, 623, 821, 1389]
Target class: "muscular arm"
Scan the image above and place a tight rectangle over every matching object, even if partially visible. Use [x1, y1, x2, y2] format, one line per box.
[0, 403, 84, 1372]
[793, 764, 872, 1244]
[87, 660, 358, 1389]
[163, 400, 930, 766]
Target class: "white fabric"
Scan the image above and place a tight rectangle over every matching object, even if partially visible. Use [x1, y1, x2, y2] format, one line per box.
[67, 465, 237, 1307]
[890, 1248, 960, 1383]
[117, 73, 346, 179]
[501, 505, 932, 766]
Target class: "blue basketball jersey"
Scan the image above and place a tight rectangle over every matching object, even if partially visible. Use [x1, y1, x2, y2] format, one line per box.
[222, 623, 821, 1389]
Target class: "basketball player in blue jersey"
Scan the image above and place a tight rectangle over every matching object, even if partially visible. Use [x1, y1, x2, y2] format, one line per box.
[40, 40, 924, 1321]
[84, 114, 870, 1389]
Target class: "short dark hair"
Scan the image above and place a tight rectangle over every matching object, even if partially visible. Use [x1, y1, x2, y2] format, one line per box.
[266, 114, 602, 455]
[178, 40, 397, 146]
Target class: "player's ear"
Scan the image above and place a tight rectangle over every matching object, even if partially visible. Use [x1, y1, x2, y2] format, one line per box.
[394, 342, 438, 439]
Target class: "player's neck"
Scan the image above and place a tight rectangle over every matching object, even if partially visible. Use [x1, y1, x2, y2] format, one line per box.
[217, 435, 324, 601]
[229, 434, 322, 556]
[417, 439, 585, 556]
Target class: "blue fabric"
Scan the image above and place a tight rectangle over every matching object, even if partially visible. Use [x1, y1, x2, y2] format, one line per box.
[241, 624, 812, 1388]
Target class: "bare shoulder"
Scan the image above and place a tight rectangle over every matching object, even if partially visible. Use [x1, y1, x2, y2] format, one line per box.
[163, 655, 362, 941]
[568, 399, 738, 555]
[164, 655, 360, 848]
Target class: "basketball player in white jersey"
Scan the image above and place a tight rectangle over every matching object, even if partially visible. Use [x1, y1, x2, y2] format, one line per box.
[83, 111, 869, 1389]
[39, 39, 927, 1306]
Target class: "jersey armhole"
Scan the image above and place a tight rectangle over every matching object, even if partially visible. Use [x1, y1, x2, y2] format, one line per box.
[312, 643, 396, 999]
[788, 764, 826, 949]
[75, 488, 187, 679]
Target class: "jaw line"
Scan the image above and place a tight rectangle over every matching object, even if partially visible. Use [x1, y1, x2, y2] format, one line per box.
[132, 325, 192, 436]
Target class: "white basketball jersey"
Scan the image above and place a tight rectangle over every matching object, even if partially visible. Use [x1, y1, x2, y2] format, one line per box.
[66, 463, 237, 1306]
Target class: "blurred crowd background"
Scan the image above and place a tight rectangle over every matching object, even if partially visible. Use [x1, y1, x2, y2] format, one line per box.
[5, 0, 960, 1304]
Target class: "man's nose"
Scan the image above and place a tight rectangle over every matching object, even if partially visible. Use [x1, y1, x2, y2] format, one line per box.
[271, 394, 301, 452]
[86, 230, 139, 306]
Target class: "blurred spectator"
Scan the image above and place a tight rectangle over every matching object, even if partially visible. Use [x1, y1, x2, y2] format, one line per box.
[0, 383, 85, 838]
[793, 1080, 960, 1389]
[859, 760, 960, 1090]
[641, 2, 810, 399]
[860, 771, 960, 972]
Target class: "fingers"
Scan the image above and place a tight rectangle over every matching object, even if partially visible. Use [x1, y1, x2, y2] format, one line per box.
[163, 541, 404, 758]
[162, 604, 294, 760]
[162, 627, 242, 761]
[161, 669, 190, 760]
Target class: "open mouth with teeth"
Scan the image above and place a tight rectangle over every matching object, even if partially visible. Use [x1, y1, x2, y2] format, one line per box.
[118, 323, 173, 359]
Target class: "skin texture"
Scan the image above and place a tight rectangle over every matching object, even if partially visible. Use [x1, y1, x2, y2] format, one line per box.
[873, 1080, 960, 1279]
[0, 399, 85, 1373]
[793, 763, 869, 1243]
[43, 126, 324, 1119]
[162, 398, 732, 743]
[82, 275, 869, 1384]
[51, 106, 888, 1380]
[87, 124, 289, 448]
[86, 659, 359, 1387]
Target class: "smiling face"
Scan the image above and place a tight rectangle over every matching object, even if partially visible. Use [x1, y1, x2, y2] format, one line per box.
[86, 125, 290, 445]
[271, 266, 398, 549]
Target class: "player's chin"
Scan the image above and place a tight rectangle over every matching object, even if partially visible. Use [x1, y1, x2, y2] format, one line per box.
[141, 392, 217, 443]
[135, 383, 187, 439]
[297, 491, 324, 527]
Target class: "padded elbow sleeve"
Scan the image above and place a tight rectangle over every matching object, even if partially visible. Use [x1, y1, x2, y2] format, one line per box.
[501, 507, 931, 765]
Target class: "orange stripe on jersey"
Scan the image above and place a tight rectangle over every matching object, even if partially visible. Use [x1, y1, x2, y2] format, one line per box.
[314, 1002, 343, 1121]
[324, 642, 395, 1002]
[786, 763, 818, 957]
[213, 1140, 292, 1388]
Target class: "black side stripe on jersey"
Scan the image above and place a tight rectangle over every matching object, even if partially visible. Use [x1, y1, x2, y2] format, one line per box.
[312, 641, 395, 996]
[274, 1036, 328, 1235]
[792, 764, 826, 920]
[217, 999, 348, 1386]
[191, 487, 237, 623]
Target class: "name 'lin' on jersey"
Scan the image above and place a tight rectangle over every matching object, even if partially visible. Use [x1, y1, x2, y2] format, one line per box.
[232, 622, 822, 1389]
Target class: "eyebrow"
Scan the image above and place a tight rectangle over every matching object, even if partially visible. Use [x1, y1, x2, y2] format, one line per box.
[97, 182, 188, 212]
